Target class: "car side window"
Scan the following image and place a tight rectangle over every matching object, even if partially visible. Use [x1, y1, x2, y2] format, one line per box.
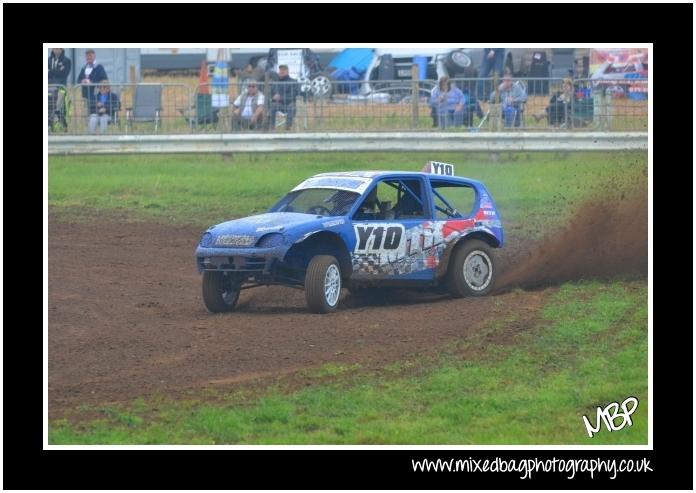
[353, 179, 425, 221]
[432, 183, 476, 219]
[273, 188, 359, 216]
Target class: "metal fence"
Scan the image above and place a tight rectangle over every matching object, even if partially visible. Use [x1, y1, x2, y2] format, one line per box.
[47, 77, 648, 135]
[53, 83, 192, 134]
[47, 132, 648, 155]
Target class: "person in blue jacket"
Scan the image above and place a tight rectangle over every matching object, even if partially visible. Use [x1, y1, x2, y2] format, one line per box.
[429, 76, 467, 129]
[489, 71, 528, 127]
[77, 49, 108, 102]
[88, 80, 120, 133]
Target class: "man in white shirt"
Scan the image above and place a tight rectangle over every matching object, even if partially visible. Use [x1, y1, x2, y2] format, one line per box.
[232, 83, 265, 130]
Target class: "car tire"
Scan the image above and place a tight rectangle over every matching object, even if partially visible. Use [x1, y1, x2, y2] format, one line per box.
[310, 74, 332, 99]
[445, 50, 473, 74]
[447, 239, 496, 297]
[298, 75, 312, 95]
[305, 255, 341, 313]
[202, 271, 240, 313]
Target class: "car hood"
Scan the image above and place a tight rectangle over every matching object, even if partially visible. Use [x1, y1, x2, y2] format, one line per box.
[208, 212, 329, 238]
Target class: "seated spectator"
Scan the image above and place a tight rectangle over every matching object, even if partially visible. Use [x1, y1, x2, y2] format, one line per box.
[429, 76, 468, 129]
[232, 82, 265, 130]
[88, 80, 120, 134]
[533, 78, 574, 127]
[489, 70, 527, 127]
[269, 65, 299, 130]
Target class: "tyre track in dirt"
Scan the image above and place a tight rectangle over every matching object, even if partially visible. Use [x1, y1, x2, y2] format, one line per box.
[48, 213, 551, 417]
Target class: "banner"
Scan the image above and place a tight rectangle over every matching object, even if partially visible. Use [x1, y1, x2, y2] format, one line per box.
[589, 49, 648, 99]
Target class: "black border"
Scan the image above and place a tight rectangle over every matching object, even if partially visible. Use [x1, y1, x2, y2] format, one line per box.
[5, 2, 693, 490]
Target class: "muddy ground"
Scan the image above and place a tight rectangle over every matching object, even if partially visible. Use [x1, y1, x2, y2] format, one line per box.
[48, 191, 647, 418]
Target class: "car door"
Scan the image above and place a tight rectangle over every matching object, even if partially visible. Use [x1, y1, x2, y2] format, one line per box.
[350, 176, 436, 281]
[428, 178, 480, 251]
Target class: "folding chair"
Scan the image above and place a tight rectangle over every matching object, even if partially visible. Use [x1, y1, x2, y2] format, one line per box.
[179, 93, 219, 130]
[109, 97, 122, 131]
[126, 84, 162, 132]
[274, 110, 287, 128]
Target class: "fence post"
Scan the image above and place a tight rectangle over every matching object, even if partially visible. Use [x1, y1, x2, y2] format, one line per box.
[71, 85, 79, 135]
[491, 72, 501, 131]
[188, 86, 194, 133]
[411, 64, 419, 128]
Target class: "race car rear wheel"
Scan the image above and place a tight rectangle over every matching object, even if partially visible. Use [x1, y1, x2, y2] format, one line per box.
[202, 271, 240, 313]
[447, 239, 496, 297]
[305, 255, 341, 313]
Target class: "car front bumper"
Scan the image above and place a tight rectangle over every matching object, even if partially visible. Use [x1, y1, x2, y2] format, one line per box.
[195, 245, 288, 274]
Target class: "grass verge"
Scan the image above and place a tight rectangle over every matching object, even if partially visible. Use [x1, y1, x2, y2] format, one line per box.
[48, 151, 647, 240]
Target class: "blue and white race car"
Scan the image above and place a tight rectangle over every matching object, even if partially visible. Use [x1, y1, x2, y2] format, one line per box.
[195, 163, 503, 313]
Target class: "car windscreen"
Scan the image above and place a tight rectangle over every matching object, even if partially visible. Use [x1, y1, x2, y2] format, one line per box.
[269, 188, 360, 216]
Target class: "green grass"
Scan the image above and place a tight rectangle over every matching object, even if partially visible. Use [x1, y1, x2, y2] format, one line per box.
[48, 151, 647, 238]
[50, 279, 648, 445]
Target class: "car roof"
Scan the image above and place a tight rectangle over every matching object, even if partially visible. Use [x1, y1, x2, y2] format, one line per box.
[311, 171, 485, 187]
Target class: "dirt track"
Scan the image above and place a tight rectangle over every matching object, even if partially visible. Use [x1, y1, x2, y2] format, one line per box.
[48, 215, 551, 417]
[48, 189, 647, 417]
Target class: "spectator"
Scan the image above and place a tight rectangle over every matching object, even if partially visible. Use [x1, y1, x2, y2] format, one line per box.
[429, 76, 467, 129]
[475, 48, 506, 117]
[231, 82, 265, 130]
[48, 48, 71, 86]
[48, 48, 72, 129]
[534, 78, 574, 127]
[269, 65, 299, 130]
[489, 71, 527, 128]
[76, 49, 108, 103]
[88, 80, 120, 134]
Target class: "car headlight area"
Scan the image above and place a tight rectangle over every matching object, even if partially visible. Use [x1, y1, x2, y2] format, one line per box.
[256, 233, 285, 248]
[214, 234, 257, 247]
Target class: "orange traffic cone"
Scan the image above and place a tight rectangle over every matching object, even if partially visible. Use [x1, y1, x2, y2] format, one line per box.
[198, 60, 210, 94]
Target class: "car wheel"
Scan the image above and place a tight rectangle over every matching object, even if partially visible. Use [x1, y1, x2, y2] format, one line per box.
[445, 50, 473, 74]
[298, 75, 312, 94]
[202, 271, 240, 313]
[447, 239, 496, 297]
[311, 75, 332, 98]
[305, 255, 341, 313]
